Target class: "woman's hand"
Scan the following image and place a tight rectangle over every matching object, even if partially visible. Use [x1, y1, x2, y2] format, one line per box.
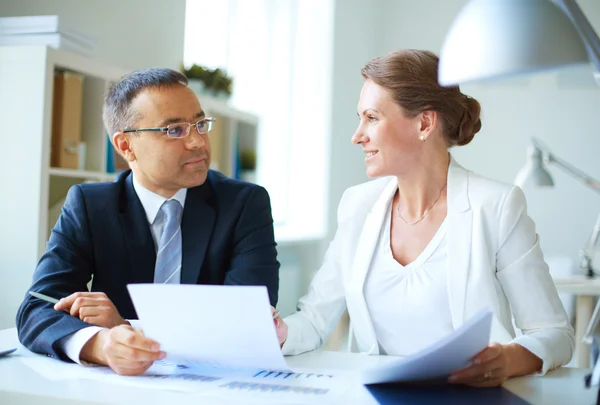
[448, 343, 509, 387]
[271, 306, 288, 347]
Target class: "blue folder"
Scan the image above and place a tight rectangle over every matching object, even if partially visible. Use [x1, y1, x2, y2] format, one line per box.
[366, 383, 531, 405]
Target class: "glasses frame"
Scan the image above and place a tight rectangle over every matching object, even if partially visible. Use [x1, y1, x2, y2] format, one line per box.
[122, 117, 216, 139]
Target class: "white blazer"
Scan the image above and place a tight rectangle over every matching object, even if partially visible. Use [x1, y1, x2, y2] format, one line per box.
[282, 158, 574, 374]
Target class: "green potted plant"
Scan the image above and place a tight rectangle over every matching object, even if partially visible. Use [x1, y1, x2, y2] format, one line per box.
[182, 64, 233, 100]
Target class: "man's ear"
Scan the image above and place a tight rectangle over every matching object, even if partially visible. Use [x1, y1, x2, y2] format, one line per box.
[112, 132, 136, 162]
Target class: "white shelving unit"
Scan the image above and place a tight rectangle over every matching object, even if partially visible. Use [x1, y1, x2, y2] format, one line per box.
[196, 94, 259, 180]
[0, 45, 126, 329]
[0, 45, 259, 329]
[48, 167, 117, 182]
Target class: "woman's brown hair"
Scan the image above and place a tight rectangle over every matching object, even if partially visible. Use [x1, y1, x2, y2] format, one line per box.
[361, 50, 481, 147]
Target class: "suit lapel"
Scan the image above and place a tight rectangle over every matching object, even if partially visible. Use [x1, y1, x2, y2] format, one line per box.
[349, 178, 397, 353]
[446, 157, 472, 328]
[180, 181, 216, 284]
[121, 173, 156, 284]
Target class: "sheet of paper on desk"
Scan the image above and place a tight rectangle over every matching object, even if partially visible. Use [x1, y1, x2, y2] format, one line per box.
[360, 308, 492, 384]
[20, 355, 349, 404]
[127, 284, 289, 372]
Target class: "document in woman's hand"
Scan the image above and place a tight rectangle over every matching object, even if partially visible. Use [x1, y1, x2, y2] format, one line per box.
[361, 308, 493, 384]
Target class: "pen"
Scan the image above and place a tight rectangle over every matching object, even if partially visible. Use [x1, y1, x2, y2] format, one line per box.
[29, 291, 60, 304]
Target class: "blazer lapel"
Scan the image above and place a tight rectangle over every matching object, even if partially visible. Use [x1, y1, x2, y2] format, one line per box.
[121, 173, 156, 284]
[446, 157, 472, 329]
[180, 182, 216, 284]
[349, 178, 397, 353]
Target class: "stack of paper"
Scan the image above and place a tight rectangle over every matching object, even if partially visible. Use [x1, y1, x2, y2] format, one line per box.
[0, 15, 96, 55]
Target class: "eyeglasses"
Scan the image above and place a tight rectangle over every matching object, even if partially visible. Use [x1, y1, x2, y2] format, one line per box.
[123, 118, 216, 139]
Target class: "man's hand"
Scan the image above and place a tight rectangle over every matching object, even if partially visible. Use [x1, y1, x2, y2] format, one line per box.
[81, 325, 165, 376]
[54, 292, 128, 329]
[271, 306, 288, 347]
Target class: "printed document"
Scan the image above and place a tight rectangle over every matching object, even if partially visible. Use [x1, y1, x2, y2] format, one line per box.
[361, 308, 493, 384]
[127, 284, 289, 371]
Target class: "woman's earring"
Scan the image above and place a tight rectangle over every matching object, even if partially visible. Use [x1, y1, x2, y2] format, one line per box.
[419, 135, 426, 142]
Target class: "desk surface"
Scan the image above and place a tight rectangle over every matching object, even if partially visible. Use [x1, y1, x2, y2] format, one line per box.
[0, 328, 596, 405]
[554, 275, 600, 295]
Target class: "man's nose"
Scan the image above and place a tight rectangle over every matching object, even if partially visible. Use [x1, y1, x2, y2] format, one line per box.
[185, 129, 207, 149]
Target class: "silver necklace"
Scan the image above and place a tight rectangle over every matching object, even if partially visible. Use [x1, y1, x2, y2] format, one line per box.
[396, 182, 447, 225]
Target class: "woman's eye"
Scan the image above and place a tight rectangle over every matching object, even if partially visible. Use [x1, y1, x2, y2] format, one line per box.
[367, 116, 377, 122]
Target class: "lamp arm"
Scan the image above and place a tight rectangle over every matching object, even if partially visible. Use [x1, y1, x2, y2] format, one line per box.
[532, 137, 600, 192]
[553, 0, 600, 74]
[545, 153, 600, 192]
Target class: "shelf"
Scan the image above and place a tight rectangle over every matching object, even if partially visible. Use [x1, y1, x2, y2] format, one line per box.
[48, 168, 117, 182]
[196, 95, 259, 126]
[48, 46, 127, 81]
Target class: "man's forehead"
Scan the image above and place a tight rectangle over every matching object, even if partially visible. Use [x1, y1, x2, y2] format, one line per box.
[131, 85, 201, 116]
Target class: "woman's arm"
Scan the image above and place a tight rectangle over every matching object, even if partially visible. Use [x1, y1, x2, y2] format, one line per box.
[496, 186, 574, 374]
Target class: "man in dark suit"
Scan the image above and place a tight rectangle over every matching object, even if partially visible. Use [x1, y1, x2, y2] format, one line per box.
[16, 68, 279, 376]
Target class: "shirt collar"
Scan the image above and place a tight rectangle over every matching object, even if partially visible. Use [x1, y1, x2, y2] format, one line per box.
[132, 175, 188, 224]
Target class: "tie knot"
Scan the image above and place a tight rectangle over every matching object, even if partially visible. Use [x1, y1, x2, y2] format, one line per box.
[161, 199, 182, 221]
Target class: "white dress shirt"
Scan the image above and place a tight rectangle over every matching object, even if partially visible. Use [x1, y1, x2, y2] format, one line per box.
[59, 175, 187, 364]
[364, 202, 453, 356]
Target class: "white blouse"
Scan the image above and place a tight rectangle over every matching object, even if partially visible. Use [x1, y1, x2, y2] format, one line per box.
[363, 202, 453, 356]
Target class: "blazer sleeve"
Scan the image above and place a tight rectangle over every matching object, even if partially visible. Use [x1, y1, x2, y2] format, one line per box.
[16, 185, 94, 361]
[224, 186, 280, 306]
[495, 186, 575, 374]
[281, 193, 349, 356]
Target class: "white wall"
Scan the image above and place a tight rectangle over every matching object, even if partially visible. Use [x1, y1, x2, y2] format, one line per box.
[371, 0, 600, 270]
[326, 0, 382, 239]
[0, 0, 186, 71]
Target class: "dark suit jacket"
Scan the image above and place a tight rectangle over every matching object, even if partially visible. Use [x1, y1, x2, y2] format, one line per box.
[16, 170, 279, 360]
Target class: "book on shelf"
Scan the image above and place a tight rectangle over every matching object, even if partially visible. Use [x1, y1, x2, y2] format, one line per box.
[0, 15, 96, 47]
[51, 70, 84, 170]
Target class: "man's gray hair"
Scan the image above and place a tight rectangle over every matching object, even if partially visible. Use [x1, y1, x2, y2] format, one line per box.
[102, 68, 188, 135]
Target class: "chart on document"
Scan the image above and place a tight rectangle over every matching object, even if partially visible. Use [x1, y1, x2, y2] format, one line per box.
[20, 356, 349, 404]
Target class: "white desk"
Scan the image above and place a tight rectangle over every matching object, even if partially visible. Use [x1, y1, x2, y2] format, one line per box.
[0, 328, 596, 405]
[554, 275, 600, 368]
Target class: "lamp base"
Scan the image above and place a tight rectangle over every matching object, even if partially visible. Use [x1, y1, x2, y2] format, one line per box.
[584, 373, 600, 405]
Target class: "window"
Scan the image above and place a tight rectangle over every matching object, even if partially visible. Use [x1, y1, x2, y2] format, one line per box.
[185, 0, 333, 241]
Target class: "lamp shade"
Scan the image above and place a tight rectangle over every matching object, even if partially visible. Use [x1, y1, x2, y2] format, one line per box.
[439, 0, 590, 86]
[514, 145, 554, 188]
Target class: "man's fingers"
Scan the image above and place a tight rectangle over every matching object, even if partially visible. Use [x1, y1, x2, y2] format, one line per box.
[107, 357, 154, 376]
[82, 315, 105, 325]
[110, 326, 161, 353]
[68, 297, 101, 317]
[109, 341, 165, 363]
[54, 292, 109, 311]
[78, 305, 102, 320]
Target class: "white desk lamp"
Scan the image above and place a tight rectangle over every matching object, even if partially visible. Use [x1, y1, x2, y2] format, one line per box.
[515, 137, 600, 279]
[438, 0, 600, 397]
[438, 0, 600, 86]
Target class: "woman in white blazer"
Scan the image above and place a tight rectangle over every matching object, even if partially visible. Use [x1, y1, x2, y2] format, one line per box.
[273, 50, 574, 387]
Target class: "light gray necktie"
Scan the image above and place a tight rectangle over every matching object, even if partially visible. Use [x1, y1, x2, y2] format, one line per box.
[154, 199, 183, 284]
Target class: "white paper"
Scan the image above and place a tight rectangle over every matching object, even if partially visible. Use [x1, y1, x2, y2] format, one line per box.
[20, 355, 348, 404]
[360, 308, 493, 384]
[127, 284, 289, 372]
